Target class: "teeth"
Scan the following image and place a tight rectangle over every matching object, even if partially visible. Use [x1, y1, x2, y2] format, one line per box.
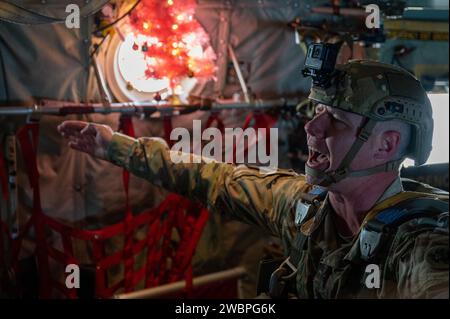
[307, 146, 329, 164]
[307, 146, 330, 170]
[308, 147, 326, 157]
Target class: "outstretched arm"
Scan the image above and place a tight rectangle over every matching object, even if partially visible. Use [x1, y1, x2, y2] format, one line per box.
[58, 120, 307, 239]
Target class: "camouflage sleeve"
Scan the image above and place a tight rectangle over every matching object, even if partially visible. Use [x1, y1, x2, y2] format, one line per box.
[106, 133, 306, 238]
[391, 217, 449, 299]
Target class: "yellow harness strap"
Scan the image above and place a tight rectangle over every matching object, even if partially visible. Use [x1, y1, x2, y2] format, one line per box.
[300, 191, 448, 237]
[362, 191, 449, 227]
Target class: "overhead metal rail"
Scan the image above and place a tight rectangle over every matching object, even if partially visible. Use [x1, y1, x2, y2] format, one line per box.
[0, 98, 301, 118]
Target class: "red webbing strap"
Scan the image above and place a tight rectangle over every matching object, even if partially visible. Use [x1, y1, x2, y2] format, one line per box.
[241, 112, 253, 131]
[162, 113, 223, 295]
[92, 236, 106, 298]
[151, 203, 176, 286]
[182, 207, 209, 273]
[118, 116, 136, 292]
[205, 112, 225, 133]
[144, 203, 164, 288]
[16, 123, 51, 298]
[227, 112, 253, 163]
[162, 209, 176, 283]
[144, 194, 178, 287]
[229, 111, 277, 163]
[169, 200, 209, 281]
[154, 115, 217, 293]
[14, 124, 80, 298]
[253, 112, 278, 152]
[121, 114, 215, 294]
[175, 202, 209, 298]
[170, 198, 190, 279]
[0, 147, 9, 201]
[253, 112, 278, 129]
[163, 117, 174, 147]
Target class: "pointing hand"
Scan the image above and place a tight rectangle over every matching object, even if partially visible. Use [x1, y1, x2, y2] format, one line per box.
[57, 121, 114, 160]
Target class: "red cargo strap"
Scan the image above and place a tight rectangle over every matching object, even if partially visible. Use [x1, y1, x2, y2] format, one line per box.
[252, 111, 278, 152]
[160, 111, 219, 294]
[16, 123, 80, 298]
[12, 119, 211, 299]
[163, 117, 174, 147]
[227, 111, 278, 163]
[16, 122, 53, 298]
[205, 112, 225, 133]
[242, 111, 278, 147]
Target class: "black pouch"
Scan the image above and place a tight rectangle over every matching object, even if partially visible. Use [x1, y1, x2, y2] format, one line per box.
[256, 258, 283, 296]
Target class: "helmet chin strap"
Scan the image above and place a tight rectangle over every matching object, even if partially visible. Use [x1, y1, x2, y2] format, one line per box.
[305, 118, 404, 187]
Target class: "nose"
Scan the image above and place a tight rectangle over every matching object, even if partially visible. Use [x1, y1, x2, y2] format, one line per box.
[304, 112, 329, 139]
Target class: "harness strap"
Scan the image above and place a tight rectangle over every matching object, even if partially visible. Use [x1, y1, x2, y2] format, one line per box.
[361, 191, 448, 227]
[359, 192, 448, 261]
[373, 199, 448, 226]
[268, 186, 327, 298]
[269, 188, 448, 298]
[290, 187, 328, 265]
[336, 118, 377, 176]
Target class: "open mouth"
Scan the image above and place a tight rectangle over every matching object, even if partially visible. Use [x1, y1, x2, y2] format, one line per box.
[307, 147, 330, 170]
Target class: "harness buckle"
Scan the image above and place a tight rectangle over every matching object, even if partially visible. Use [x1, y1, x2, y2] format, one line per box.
[359, 221, 387, 261]
[358, 128, 371, 142]
[334, 168, 348, 179]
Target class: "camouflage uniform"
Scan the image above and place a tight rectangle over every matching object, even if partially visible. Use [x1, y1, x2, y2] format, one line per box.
[107, 133, 449, 299]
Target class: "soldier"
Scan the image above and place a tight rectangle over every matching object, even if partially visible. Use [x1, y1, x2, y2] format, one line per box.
[57, 58, 449, 299]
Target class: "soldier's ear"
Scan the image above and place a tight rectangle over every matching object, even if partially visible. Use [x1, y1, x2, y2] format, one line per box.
[374, 130, 401, 160]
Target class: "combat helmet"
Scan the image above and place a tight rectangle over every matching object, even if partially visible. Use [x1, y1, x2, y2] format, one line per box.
[303, 45, 433, 186]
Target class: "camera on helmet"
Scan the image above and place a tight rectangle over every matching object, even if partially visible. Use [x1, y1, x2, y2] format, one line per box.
[302, 43, 339, 87]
